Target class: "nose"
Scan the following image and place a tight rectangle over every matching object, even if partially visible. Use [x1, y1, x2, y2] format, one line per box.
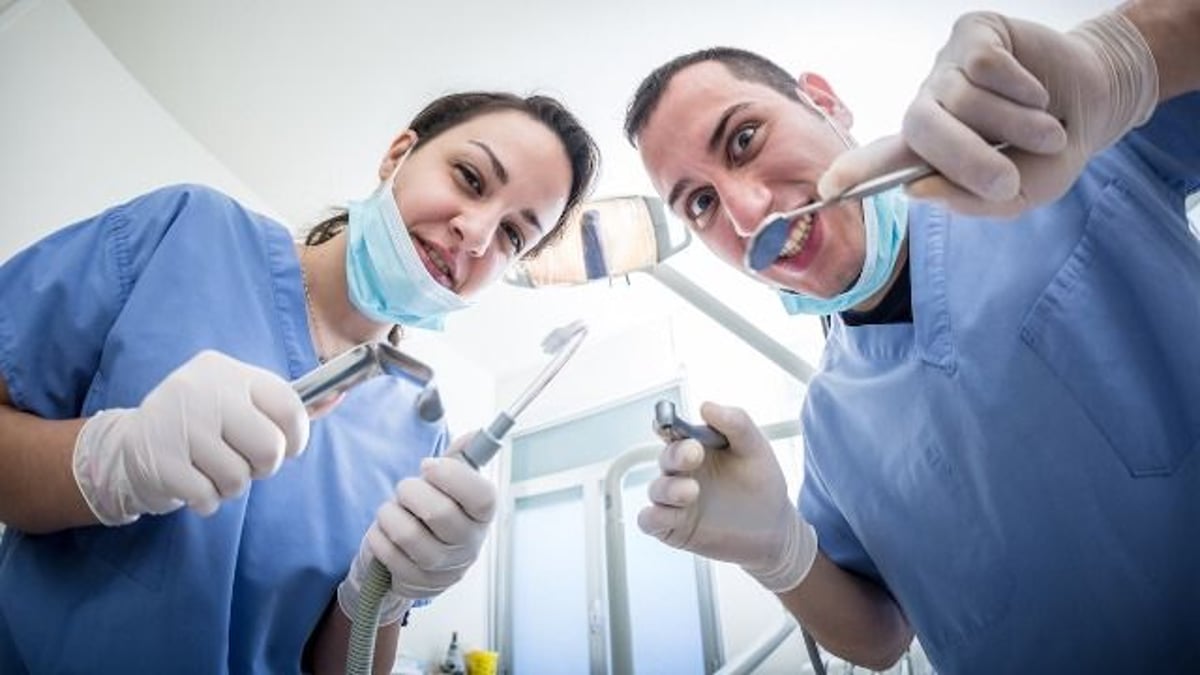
[450, 207, 499, 256]
[720, 178, 773, 238]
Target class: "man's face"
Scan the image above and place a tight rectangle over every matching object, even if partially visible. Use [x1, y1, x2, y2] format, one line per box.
[638, 61, 865, 298]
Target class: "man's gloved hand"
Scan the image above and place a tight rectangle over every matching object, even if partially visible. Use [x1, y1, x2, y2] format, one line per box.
[338, 436, 496, 625]
[72, 350, 310, 526]
[638, 402, 817, 593]
[819, 10, 1158, 217]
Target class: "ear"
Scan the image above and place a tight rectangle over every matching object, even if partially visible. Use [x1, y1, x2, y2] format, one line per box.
[796, 72, 854, 131]
[378, 130, 419, 181]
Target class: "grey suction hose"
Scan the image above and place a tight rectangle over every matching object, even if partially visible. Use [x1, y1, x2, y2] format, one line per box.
[345, 423, 507, 675]
[347, 560, 393, 675]
[345, 417, 517, 674]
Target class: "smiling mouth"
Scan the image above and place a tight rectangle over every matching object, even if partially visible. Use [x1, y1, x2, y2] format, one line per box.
[415, 238, 455, 289]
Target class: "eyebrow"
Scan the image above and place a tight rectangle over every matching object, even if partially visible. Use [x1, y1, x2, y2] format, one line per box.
[470, 140, 508, 184]
[667, 101, 751, 212]
[470, 139, 543, 233]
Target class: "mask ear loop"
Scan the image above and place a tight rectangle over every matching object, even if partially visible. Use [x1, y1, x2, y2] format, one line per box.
[378, 145, 415, 344]
[377, 146, 413, 199]
[795, 88, 855, 149]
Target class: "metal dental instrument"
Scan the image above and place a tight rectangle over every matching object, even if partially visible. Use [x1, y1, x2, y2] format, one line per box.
[460, 319, 589, 468]
[745, 142, 1011, 272]
[653, 400, 728, 450]
[291, 341, 443, 422]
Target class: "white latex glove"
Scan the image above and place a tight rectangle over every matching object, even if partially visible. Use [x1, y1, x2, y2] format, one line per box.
[72, 350, 310, 526]
[820, 10, 1158, 217]
[338, 437, 496, 625]
[638, 402, 817, 593]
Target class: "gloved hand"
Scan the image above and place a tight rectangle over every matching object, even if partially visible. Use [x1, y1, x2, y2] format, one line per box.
[338, 436, 496, 625]
[72, 350, 310, 526]
[819, 10, 1158, 217]
[638, 402, 817, 593]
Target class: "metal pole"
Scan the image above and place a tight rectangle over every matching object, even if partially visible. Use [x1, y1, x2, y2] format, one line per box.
[646, 265, 817, 385]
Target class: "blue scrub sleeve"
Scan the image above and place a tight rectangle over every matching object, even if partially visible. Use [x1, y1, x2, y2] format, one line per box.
[800, 447, 883, 584]
[0, 188, 182, 418]
[1124, 92, 1200, 192]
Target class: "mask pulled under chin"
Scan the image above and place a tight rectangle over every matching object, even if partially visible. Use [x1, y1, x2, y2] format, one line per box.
[344, 166, 471, 331]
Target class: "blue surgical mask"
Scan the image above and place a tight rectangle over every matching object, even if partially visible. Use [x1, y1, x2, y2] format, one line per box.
[777, 188, 908, 316]
[345, 155, 470, 331]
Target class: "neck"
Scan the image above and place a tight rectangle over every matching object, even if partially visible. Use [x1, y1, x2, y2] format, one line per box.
[849, 238, 909, 313]
[298, 234, 391, 358]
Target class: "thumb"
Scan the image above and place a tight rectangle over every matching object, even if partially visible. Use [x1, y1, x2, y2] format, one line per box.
[819, 136, 920, 201]
[247, 366, 310, 458]
[699, 402, 762, 455]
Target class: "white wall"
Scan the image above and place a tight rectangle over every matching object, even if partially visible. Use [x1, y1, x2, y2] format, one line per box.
[0, 0, 271, 259]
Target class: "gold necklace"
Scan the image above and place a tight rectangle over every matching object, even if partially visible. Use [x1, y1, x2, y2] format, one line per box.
[299, 244, 330, 363]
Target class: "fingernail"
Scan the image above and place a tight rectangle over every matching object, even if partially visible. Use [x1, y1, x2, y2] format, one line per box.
[1038, 126, 1067, 153]
[985, 171, 1018, 201]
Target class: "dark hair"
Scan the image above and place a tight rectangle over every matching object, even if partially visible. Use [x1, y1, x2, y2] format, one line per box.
[307, 91, 600, 258]
[624, 47, 801, 147]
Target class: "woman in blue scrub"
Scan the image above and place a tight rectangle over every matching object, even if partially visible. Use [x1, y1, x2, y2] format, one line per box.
[0, 91, 599, 673]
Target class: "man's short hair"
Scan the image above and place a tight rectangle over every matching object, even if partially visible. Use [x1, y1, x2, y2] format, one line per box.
[624, 47, 801, 147]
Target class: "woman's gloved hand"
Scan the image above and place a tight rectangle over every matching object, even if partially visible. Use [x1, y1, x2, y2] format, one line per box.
[819, 10, 1157, 217]
[72, 350, 310, 526]
[638, 402, 817, 593]
[338, 438, 496, 625]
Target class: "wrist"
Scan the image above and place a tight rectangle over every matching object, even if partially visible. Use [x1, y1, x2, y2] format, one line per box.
[742, 512, 818, 594]
[72, 409, 141, 526]
[337, 576, 414, 627]
[1071, 11, 1159, 148]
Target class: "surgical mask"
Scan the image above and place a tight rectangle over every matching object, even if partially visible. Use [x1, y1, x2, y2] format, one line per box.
[777, 188, 908, 316]
[345, 154, 470, 331]
[776, 88, 908, 316]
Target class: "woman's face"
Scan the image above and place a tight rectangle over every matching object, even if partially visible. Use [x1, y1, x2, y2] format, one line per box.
[383, 109, 572, 298]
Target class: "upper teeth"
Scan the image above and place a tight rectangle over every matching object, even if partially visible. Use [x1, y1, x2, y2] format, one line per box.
[421, 241, 452, 280]
[778, 212, 814, 259]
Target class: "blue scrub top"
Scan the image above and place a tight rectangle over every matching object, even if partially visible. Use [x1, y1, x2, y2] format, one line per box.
[800, 92, 1200, 674]
[0, 185, 448, 674]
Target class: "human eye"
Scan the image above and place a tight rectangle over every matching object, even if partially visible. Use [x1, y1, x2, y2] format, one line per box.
[501, 221, 525, 255]
[684, 188, 717, 228]
[728, 123, 758, 161]
[455, 163, 484, 195]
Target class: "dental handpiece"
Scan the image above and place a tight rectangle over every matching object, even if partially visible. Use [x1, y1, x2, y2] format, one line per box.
[653, 400, 729, 450]
[459, 320, 588, 468]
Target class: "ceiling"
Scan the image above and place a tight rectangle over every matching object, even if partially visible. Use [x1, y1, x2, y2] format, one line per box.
[67, 0, 1112, 375]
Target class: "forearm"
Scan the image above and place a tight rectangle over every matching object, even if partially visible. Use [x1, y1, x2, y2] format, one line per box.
[1122, 0, 1200, 100]
[779, 552, 913, 671]
[307, 600, 399, 675]
[0, 381, 97, 532]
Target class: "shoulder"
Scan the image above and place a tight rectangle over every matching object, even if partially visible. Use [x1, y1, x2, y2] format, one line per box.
[118, 183, 255, 224]
[114, 184, 286, 250]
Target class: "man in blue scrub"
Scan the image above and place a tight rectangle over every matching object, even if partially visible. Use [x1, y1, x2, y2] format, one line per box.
[627, 1, 1200, 673]
[0, 91, 599, 673]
